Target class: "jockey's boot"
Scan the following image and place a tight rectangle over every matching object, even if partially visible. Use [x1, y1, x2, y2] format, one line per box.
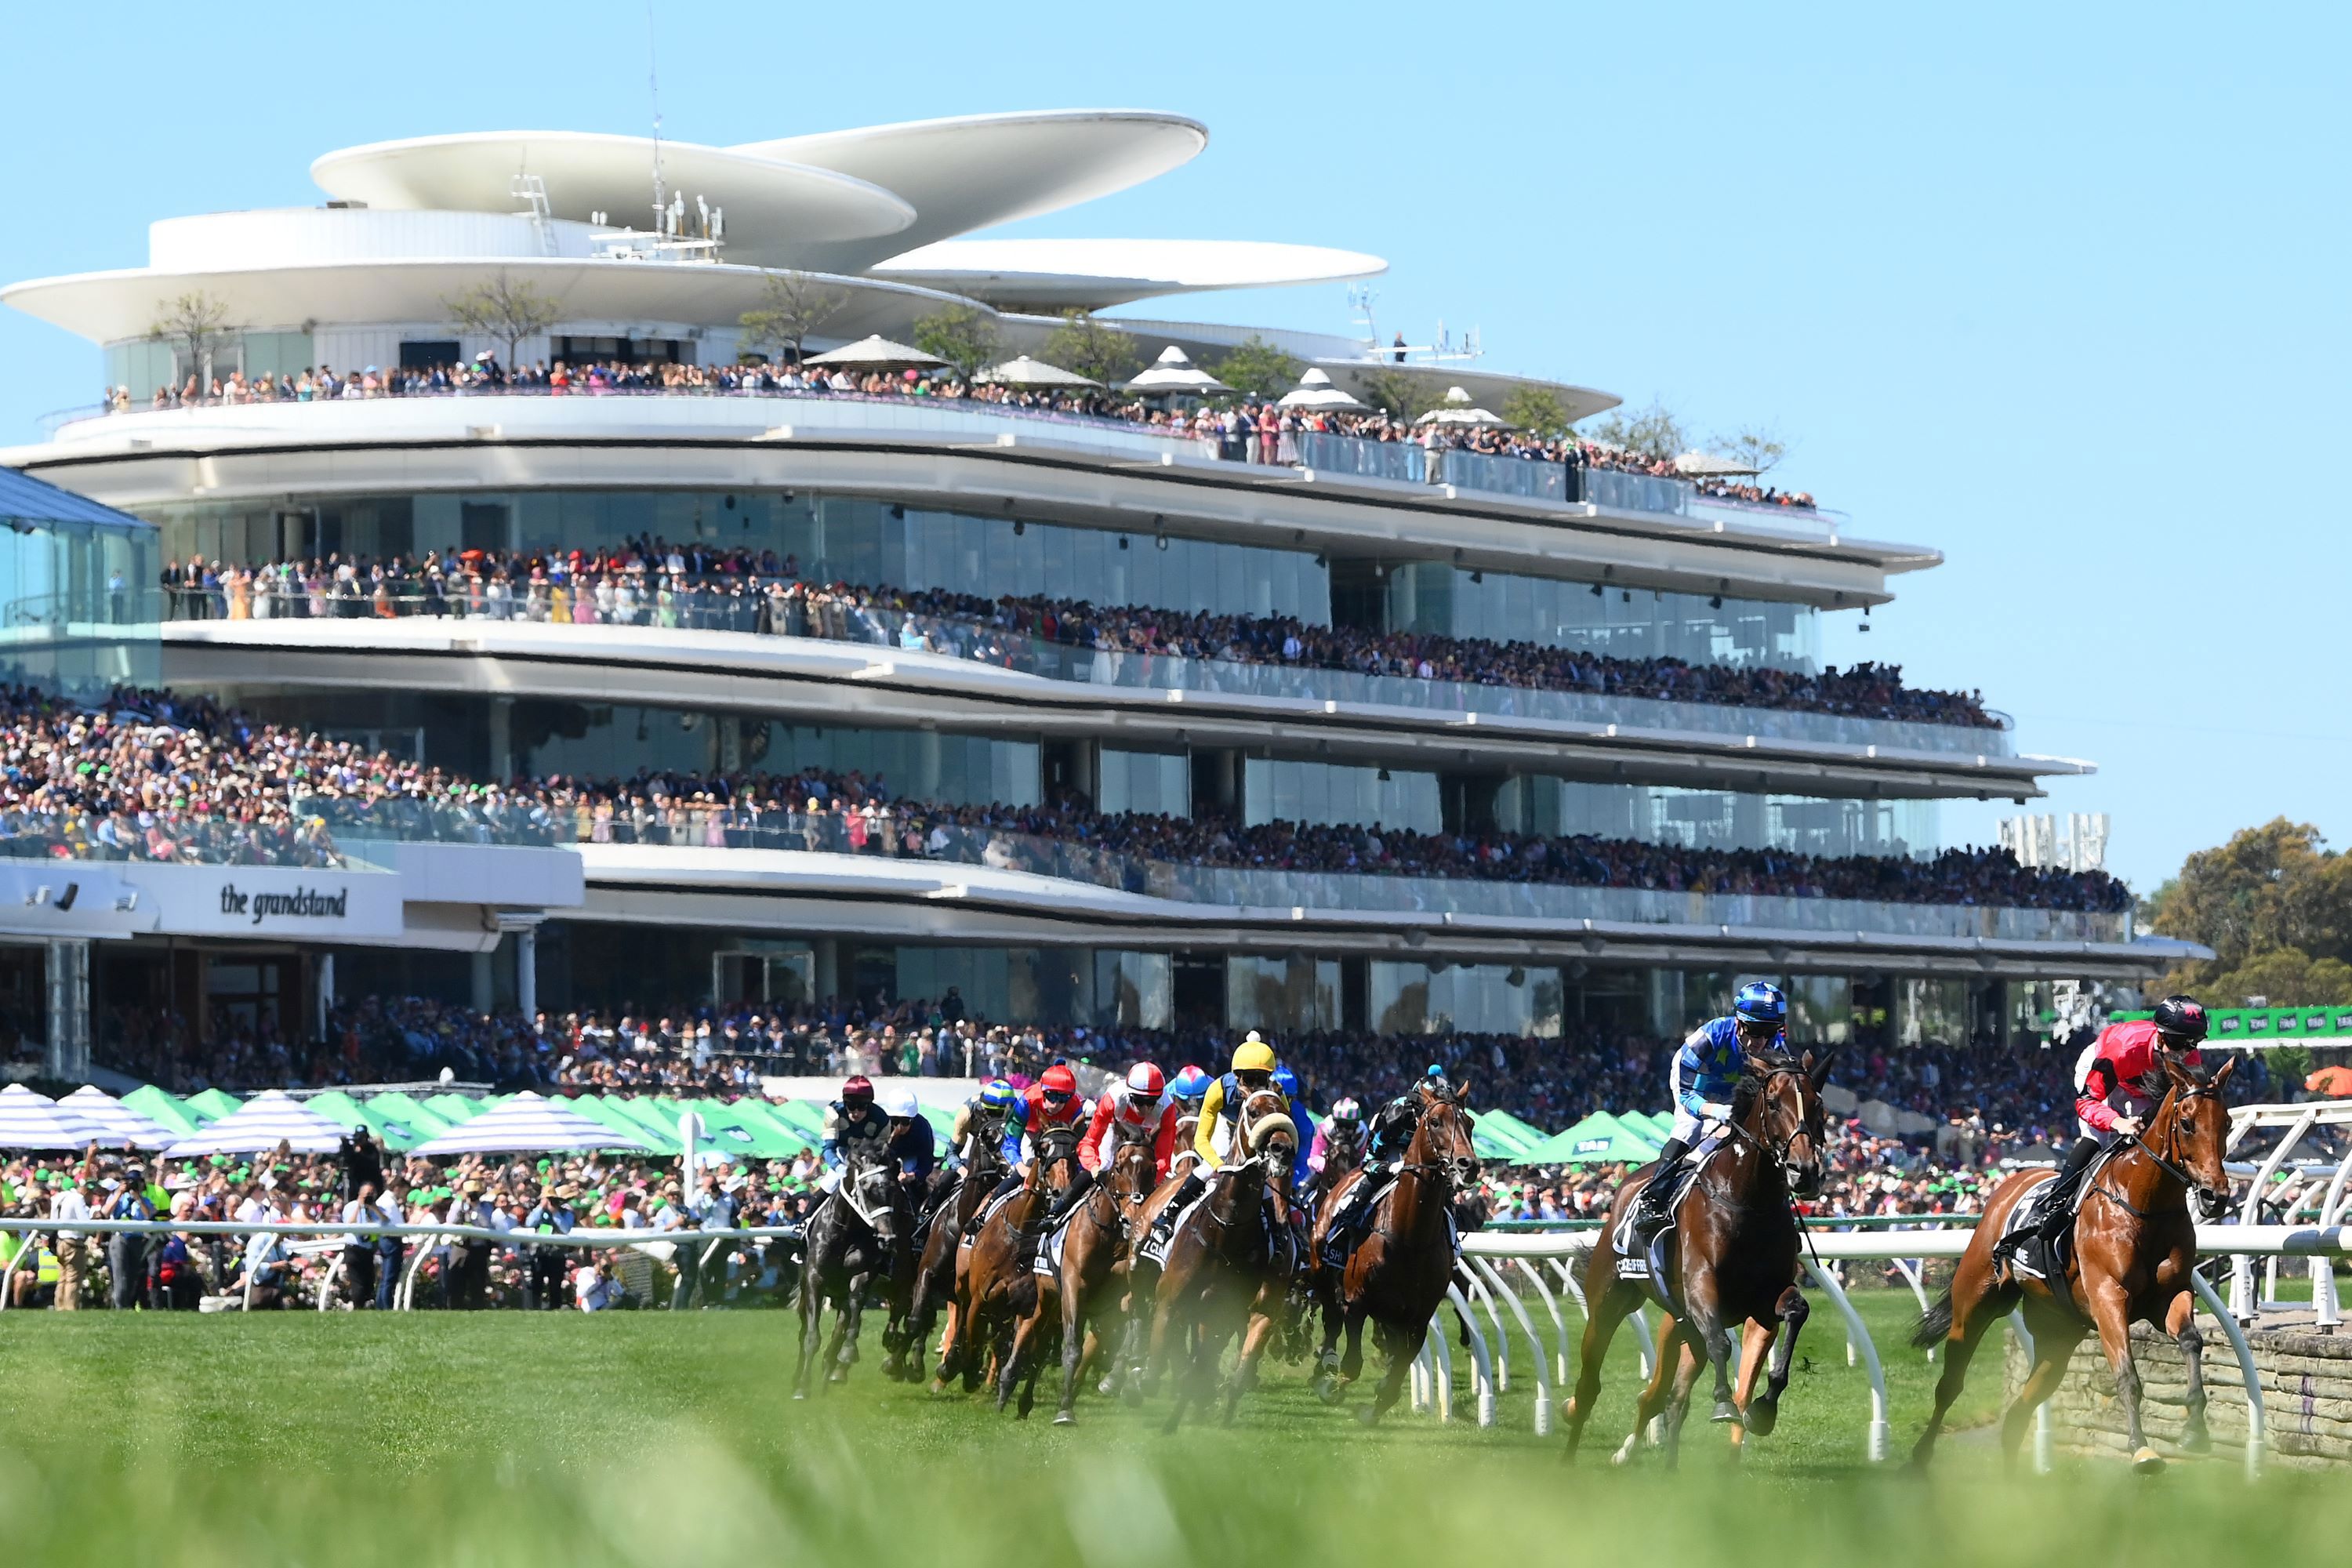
[1142, 1171, 1204, 1261]
[1630, 1138, 1690, 1241]
[1994, 1137, 2099, 1268]
[1321, 1170, 1387, 1269]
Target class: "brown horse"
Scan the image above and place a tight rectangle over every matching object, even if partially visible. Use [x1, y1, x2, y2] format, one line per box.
[1563, 1050, 1830, 1466]
[1140, 1098, 1295, 1433]
[1309, 1087, 1479, 1422]
[906, 1128, 1005, 1387]
[1911, 1054, 2237, 1473]
[1219, 1103, 1303, 1423]
[929, 1124, 1079, 1400]
[1002, 1122, 1156, 1423]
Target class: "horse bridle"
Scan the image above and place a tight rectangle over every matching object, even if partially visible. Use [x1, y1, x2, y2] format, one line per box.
[1724, 1065, 1823, 1192]
[2101, 1077, 2228, 1218]
[1397, 1094, 1478, 1189]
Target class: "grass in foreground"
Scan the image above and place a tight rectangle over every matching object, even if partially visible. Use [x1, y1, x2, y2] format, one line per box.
[0, 1287, 2339, 1566]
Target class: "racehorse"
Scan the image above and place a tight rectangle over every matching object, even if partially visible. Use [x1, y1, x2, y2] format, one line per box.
[1308, 1085, 1479, 1422]
[1910, 1054, 2236, 1473]
[1221, 1102, 1304, 1422]
[931, 1124, 1080, 1403]
[1562, 1050, 1830, 1465]
[905, 1127, 1005, 1383]
[1003, 1120, 1156, 1423]
[792, 1149, 910, 1399]
[1139, 1094, 1295, 1432]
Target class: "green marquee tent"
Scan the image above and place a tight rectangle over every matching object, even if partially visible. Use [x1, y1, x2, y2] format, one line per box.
[186, 1088, 245, 1122]
[121, 1086, 208, 1137]
[1472, 1109, 1549, 1158]
[303, 1091, 431, 1152]
[1512, 1110, 1663, 1167]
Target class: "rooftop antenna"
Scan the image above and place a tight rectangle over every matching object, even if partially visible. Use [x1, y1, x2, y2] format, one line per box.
[648, 3, 666, 234]
[1348, 285, 1380, 354]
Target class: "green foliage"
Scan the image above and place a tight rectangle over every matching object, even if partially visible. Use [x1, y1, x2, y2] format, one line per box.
[738, 270, 847, 366]
[1039, 310, 1141, 386]
[2147, 818, 2352, 998]
[909, 304, 1000, 380]
[1212, 335, 1304, 400]
[1584, 396, 1686, 460]
[145, 291, 236, 384]
[1500, 386, 1571, 437]
[443, 273, 564, 364]
[1708, 423, 1791, 474]
[1358, 368, 1444, 421]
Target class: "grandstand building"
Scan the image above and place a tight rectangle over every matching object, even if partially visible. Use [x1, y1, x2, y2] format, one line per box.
[0, 112, 2201, 1079]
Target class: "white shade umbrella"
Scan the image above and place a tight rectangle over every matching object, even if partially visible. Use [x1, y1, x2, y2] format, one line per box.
[975, 354, 1101, 389]
[60, 1085, 175, 1149]
[801, 334, 946, 369]
[1672, 449, 1761, 477]
[0, 1083, 116, 1149]
[160, 1090, 348, 1156]
[1277, 366, 1364, 411]
[1123, 344, 1233, 396]
[1414, 386, 1507, 427]
[409, 1092, 652, 1156]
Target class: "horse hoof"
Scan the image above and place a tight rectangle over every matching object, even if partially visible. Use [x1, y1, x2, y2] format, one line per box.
[1053, 1411, 1076, 1426]
[1121, 1384, 1145, 1408]
[2132, 1446, 2165, 1474]
[1744, 1397, 1778, 1437]
[1098, 1376, 1118, 1397]
[1710, 1399, 1740, 1425]
[1610, 1434, 1639, 1468]
[1356, 1404, 1382, 1427]
[2180, 1427, 2212, 1456]
[792, 1390, 807, 1402]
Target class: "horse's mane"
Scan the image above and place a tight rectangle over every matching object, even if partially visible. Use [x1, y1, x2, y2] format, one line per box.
[1731, 1050, 1803, 1121]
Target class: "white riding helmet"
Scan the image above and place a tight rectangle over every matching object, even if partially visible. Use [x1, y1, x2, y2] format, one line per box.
[885, 1090, 922, 1120]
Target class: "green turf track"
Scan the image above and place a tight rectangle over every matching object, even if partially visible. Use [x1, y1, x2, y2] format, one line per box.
[0, 1286, 2343, 1566]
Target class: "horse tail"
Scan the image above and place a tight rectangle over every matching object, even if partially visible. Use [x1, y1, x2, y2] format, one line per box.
[1911, 1284, 1954, 1350]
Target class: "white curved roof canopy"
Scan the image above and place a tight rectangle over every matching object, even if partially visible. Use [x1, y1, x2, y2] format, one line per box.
[870, 238, 1388, 310]
[310, 132, 917, 261]
[737, 111, 1210, 274]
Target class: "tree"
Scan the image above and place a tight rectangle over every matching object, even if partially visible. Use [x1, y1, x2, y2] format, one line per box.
[2189, 948, 2352, 1008]
[1213, 336, 1303, 401]
[909, 304, 1000, 380]
[1040, 310, 1140, 387]
[1584, 397, 1686, 461]
[444, 273, 564, 368]
[1708, 423, 1791, 474]
[738, 270, 847, 367]
[147, 291, 237, 390]
[1500, 386, 1571, 437]
[2146, 818, 2352, 996]
[1359, 368, 1444, 422]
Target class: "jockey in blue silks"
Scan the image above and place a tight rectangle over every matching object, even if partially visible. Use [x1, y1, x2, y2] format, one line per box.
[1631, 982, 1788, 1237]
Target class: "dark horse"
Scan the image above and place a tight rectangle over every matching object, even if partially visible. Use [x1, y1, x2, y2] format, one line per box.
[1911, 1054, 2236, 1473]
[793, 1150, 910, 1399]
[1138, 1097, 1295, 1432]
[1563, 1050, 1831, 1465]
[1309, 1084, 1479, 1423]
[906, 1128, 1005, 1383]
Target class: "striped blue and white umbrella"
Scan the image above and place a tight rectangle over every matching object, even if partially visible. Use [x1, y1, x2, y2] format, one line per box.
[160, 1090, 348, 1156]
[60, 1086, 176, 1149]
[0, 1083, 118, 1149]
[409, 1093, 653, 1156]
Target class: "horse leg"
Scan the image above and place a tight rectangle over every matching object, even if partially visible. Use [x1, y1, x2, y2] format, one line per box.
[1660, 1336, 1704, 1472]
[1614, 1309, 1680, 1467]
[1726, 1322, 1774, 1459]
[1054, 1283, 1089, 1425]
[1000, 1301, 1044, 1416]
[1225, 1309, 1276, 1426]
[1563, 1282, 1638, 1463]
[1746, 1286, 1809, 1437]
[1677, 1262, 1741, 1425]
[1364, 1321, 1423, 1425]
[2000, 1305, 2084, 1474]
[825, 1279, 862, 1389]
[2089, 1284, 2161, 1471]
[1340, 1298, 1370, 1387]
[2167, 1290, 2212, 1454]
[1912, 1265, 2013, 1468]
[792, 1275, 822, 1399]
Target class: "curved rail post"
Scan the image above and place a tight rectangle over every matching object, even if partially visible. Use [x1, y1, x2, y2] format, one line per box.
[1629, 1305, 1656, 1387]
[1802, 1256, 1889, 1462]
[315, 1249, 347, 1312]
[1471, 1255, 1553, 1435]
[1444, 1283, 1496, 1428]
[1886, 1257, 1936, 1361]
[2007, 1310, 2054, 1474]
[2190, 1265, 2266, 1480]
[1410, 1334, 1432, 1414]
[1428, 1312, 1455, 1421]
[1512, 1257, 1573, 1387]
[1458, 1263, 1512, 1394]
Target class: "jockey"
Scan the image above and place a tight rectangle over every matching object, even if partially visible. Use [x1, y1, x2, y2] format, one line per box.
[882, 1089, 936, 1200]
[1321, 1065, 1450, 1265]
[1272, 1065, 1317, 1195]
[819, 1075, 892, 1184]
[1996, 995, 2210, 1265]
[1630, 982, 1788, 1238]
[1309, 1098, 1366, 1175]
[1080, 1062, 1180, 1182]
[949, 1078, 1019, 1167]
[1169, 1064, 1212, 1159]
[964, 1062, 1091, 1240]
[1144, 1036, 1287, 1254]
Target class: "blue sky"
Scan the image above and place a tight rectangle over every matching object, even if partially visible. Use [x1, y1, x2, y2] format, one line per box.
[1, 2, 2343, 892]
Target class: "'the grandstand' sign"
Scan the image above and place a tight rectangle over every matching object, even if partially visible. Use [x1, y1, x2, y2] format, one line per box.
[140, 866, 404, 941]
[217, 883, 350, 924]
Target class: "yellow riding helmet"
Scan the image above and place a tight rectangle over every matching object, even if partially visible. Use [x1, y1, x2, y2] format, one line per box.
[1231, 1035, 1278, 1074]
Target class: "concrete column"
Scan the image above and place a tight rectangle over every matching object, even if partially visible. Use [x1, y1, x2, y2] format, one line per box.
[516, 927, 538, 1020]
[471, 946, 495, 1014]
[813, 938, 840, 1006]
[488, 697, 515, 781]
[44, 938, 91, 1082]
[316, 951, 335, 1040]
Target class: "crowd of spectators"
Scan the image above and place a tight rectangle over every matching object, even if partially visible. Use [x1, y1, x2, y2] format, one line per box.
[162, 543, 1994, 729]
[111, 350, 1823, 510]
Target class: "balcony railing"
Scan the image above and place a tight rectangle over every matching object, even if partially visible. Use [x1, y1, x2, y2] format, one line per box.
[164, 584, 2013, 756]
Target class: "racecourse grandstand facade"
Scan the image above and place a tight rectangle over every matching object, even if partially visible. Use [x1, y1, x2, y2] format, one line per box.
[0, 111, 2201, 1083]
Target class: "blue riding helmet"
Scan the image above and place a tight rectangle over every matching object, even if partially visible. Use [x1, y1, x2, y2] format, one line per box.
[1271, 1065, 1301, 1100]
[978, 1079, 1018, 1110]
[1423, 1064, 1450, 1087]
[1733, 982, 1788, 1026]
[1171, 1065, 1212, 1101]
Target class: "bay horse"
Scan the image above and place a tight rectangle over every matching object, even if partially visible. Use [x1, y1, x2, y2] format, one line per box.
[1140, 1097, 1294, 1433]
[1562, 1050, 1830, 1465]
[1004, 1121, 1156, 1423]
[930, 1123, 1080, 1403]
[906, 1127, 1005, 1385]
[1911, 1054, 2236, 1473]
[1309, 1085, 1480, 1422]
[792, 1150, 910, 1399]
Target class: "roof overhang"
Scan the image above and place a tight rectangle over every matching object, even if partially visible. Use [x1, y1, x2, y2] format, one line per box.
[871, 238, 1388, 310]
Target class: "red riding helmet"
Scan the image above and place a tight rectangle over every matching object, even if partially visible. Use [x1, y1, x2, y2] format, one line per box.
[1127, 1062, 1166, 1098]
[840, 1075, 875, 1106]
[1040, 1063, 1078, 1098]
